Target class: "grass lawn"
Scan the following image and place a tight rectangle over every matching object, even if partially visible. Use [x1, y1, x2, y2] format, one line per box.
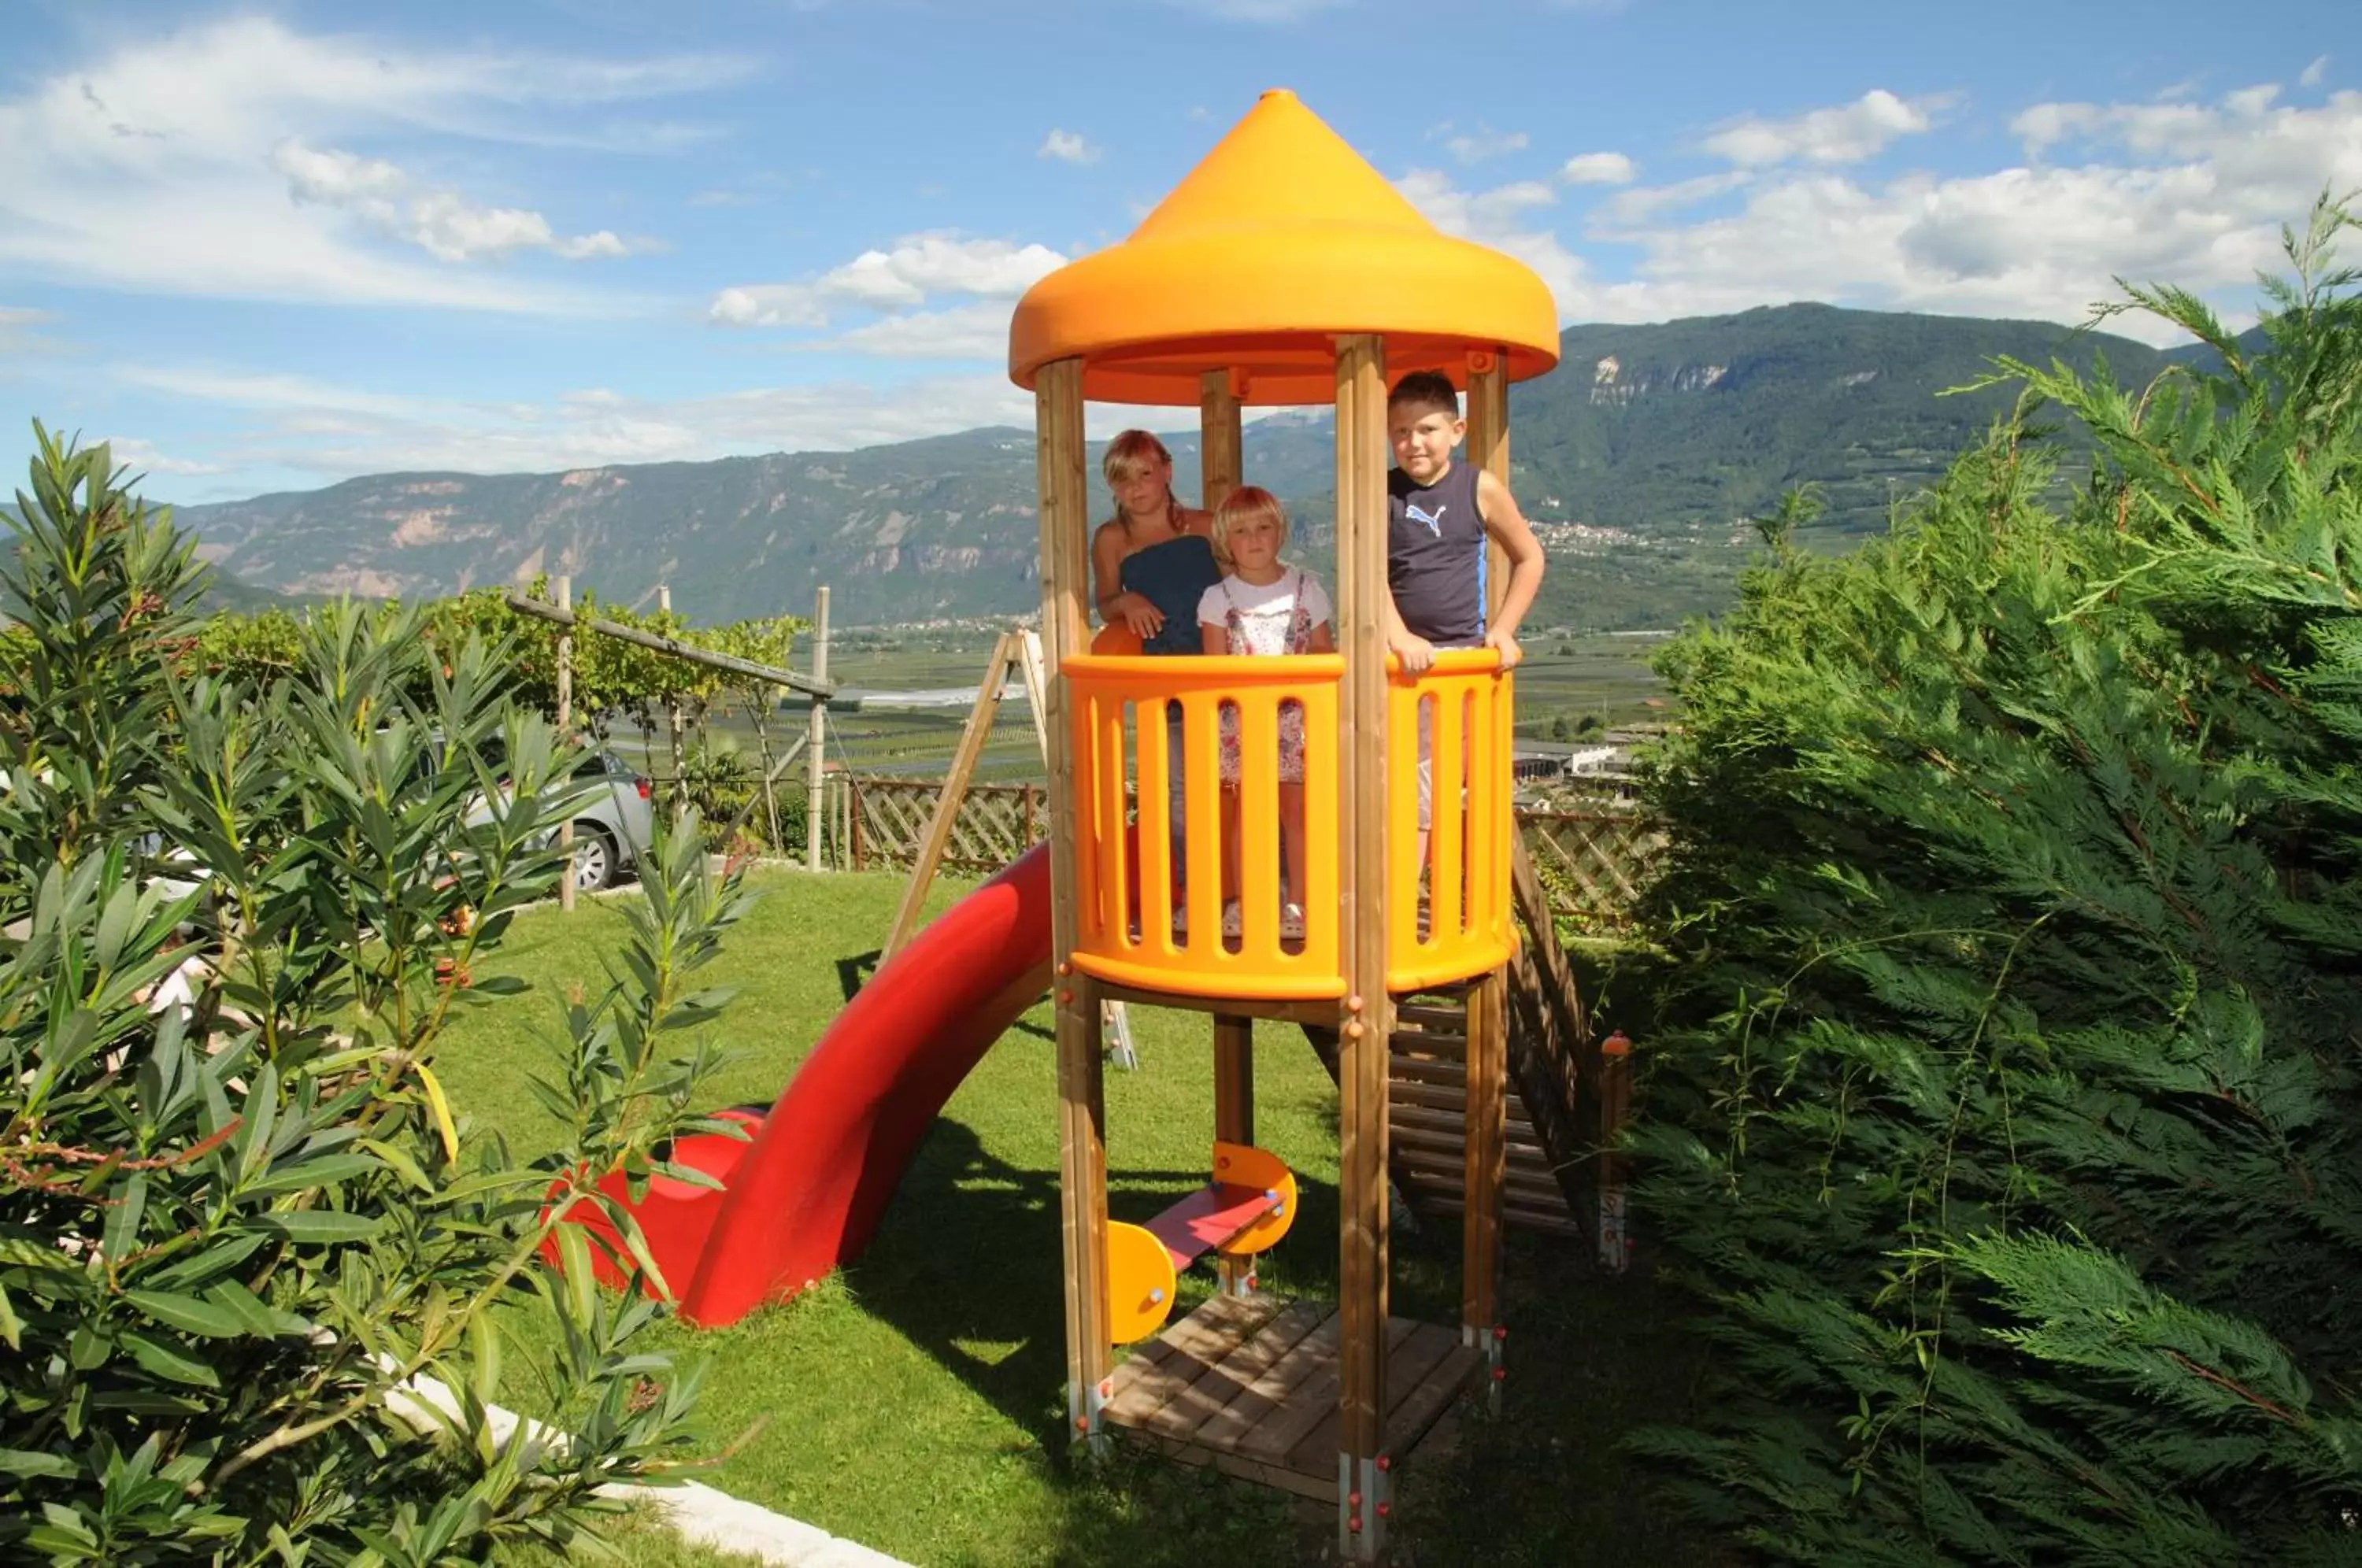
[433, 866, 1722, 1567]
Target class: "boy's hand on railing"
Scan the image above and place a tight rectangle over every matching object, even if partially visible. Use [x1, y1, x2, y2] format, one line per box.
[1387, 628, 1438, 675]
[1483, 627, 1524, 671]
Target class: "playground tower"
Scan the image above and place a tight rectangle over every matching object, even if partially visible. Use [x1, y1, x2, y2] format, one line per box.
[1008, 89, 1558, 1562]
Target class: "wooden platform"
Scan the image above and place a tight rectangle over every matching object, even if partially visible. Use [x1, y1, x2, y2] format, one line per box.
[1101, 1293, 1481, 1501]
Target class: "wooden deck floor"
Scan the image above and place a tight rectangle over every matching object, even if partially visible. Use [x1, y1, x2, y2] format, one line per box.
[1101, 1293, 1481, 1501]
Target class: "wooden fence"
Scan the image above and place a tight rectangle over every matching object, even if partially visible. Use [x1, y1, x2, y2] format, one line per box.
[846, 773, 1663, 926]
[1517, 809, 1665, 933]
[849, 776, 1044, 876]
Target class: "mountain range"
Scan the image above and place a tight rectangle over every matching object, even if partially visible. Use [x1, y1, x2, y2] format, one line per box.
[167, 304, 2196, 632]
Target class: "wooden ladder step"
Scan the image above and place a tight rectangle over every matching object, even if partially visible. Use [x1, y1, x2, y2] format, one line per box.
[1389, 1080, 1475, 1115]
[1388, 1055, 1467, 1088]
[1390, 1102, 1543, 1145]
[1399, 1159, 1569, 1204]
[1413, 1191, 1585, 1238]
[1390, 1124, 1550, 1166]
[1387, 1036, 1468, 1065]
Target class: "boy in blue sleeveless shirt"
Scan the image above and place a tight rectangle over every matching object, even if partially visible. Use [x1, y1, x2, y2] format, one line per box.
[1383, 369, 1546, 862]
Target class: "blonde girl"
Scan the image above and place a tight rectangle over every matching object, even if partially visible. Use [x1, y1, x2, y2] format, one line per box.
[1090, 431, 1220, 916]
[1197, 486, 1334, 941]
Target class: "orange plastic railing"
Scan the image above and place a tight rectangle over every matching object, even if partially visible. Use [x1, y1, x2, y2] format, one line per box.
[1062, 645, 1516, 1001]
[1069, 653, 1345, 999]
[1385, 649, 1518, 992]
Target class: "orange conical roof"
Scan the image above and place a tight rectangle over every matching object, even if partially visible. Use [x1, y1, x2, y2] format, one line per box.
[1009, 91, 1560, 407]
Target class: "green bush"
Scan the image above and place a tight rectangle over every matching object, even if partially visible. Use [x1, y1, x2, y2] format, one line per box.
[1, 427, 751, 1565]
[1627, 201, 2362, 1561]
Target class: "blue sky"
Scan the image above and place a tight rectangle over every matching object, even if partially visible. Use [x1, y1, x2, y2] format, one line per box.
[1, 0, 2353, 502]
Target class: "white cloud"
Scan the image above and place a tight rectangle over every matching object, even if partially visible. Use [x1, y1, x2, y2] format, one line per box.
[0, 306, 56, 328]
[0, 16, 730, 312]
[1397, 168, 1594, 317]
[1597, 170, 1753, 224]
[103, 436, 227, 478]
[1392, 81, 2362, 347]
[816, 301, 1015, 359]
[271, 139, 652, 264]
[268, 141, 645, 265]
[710, 234, 1067, 353]
[275, 142, 407, 206]
[709, 284, 828, 328]
[1039, 128, 1100, 165]
[1702, 89, 1938, 167]
[115, 362, 1067, 494]
[1560, 151, 1637, 186]
[1442, 127, 1530, 165]
[823, 235, 1067, 305]
[2302, 55, 2330, 89]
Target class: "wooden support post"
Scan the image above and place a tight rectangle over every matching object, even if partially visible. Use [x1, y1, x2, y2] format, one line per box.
[1597, 1029, 1634, 1274]
[881, 632, 1017, 962]
[806, 586, 831, 872]
[1212, 1012, 1255, 1296]
[657, 584, 687, 817]
[1201, 369, 1244, 511]
[1464, 967, 1508, 1394]
[1017, 628, 1050, 764]
[1467, 352, 1510, 624]
[1038, 359, 1113, 1444]
[1334, 332, 1393, 1560]
[554, 574, 575, 913]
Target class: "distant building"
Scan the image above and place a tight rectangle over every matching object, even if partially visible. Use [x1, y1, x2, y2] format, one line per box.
[1511, 739, 1624, 783]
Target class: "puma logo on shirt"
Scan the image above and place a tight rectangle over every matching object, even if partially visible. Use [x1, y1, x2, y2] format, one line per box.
[1405, 501, 1447, 536]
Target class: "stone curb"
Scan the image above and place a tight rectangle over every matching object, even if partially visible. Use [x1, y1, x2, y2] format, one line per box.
[386, 1368, 914, 1567]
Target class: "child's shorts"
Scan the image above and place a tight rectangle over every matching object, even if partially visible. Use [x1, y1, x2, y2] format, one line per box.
[1413, 649, 1480, 830]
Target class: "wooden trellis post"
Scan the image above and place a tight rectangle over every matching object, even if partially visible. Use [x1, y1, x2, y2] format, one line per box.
[555, 573, 575, 913]
[807, 586, 831, 872]
[881, 631, 1048, 962]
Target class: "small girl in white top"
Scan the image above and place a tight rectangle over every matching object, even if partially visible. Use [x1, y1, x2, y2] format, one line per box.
[1197, 486, 1335, 941]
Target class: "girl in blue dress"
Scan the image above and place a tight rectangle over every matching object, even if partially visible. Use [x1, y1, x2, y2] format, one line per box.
[1090, 431, 1223, 925]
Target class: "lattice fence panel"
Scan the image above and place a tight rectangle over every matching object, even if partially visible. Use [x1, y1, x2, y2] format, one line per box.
[1518, 810, 1664, 931]
[847, 775, 1663, 926]
[849, 776, 1045, 874]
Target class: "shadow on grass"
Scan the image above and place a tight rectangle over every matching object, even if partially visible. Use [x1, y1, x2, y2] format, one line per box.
[841, 1116, 1357, 1566]
[833, 950, 880, 1001]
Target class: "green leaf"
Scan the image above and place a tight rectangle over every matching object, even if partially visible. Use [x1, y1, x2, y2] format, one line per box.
[610, 1214, 674, 1304]
[204, 1280, 309, 1339]
[468, 1310, 502, 1410]
[124, 1289, 245, 1339]
[241, 1152, 381, 1197]
[68, 1326, 109, 1371]
[122, 1329, 221, 1388]
[553, 1221, 596, 1326]
[0, 1448, 75, 1479]
[254, 1211, 383, 1244]
[357, 1137, 435, 1194]
[0, 1281, 21, 1351]
[146, 1231, 270, 1293]
[99, 1170, 147, 1267]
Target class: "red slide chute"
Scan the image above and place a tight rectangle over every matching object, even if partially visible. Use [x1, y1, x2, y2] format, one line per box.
[557, 845, 1053, 1326]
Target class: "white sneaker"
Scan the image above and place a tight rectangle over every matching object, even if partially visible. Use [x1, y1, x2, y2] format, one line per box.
[1221, 901, 1242, 938]
[1279, 902, 1306, 941]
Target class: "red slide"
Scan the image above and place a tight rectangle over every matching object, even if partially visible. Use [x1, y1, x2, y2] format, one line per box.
[565, 844, 1055, 1327]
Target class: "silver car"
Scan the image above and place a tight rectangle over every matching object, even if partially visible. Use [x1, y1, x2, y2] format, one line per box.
[471, 739, 655, 893]
[557, 746, 657, 892]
